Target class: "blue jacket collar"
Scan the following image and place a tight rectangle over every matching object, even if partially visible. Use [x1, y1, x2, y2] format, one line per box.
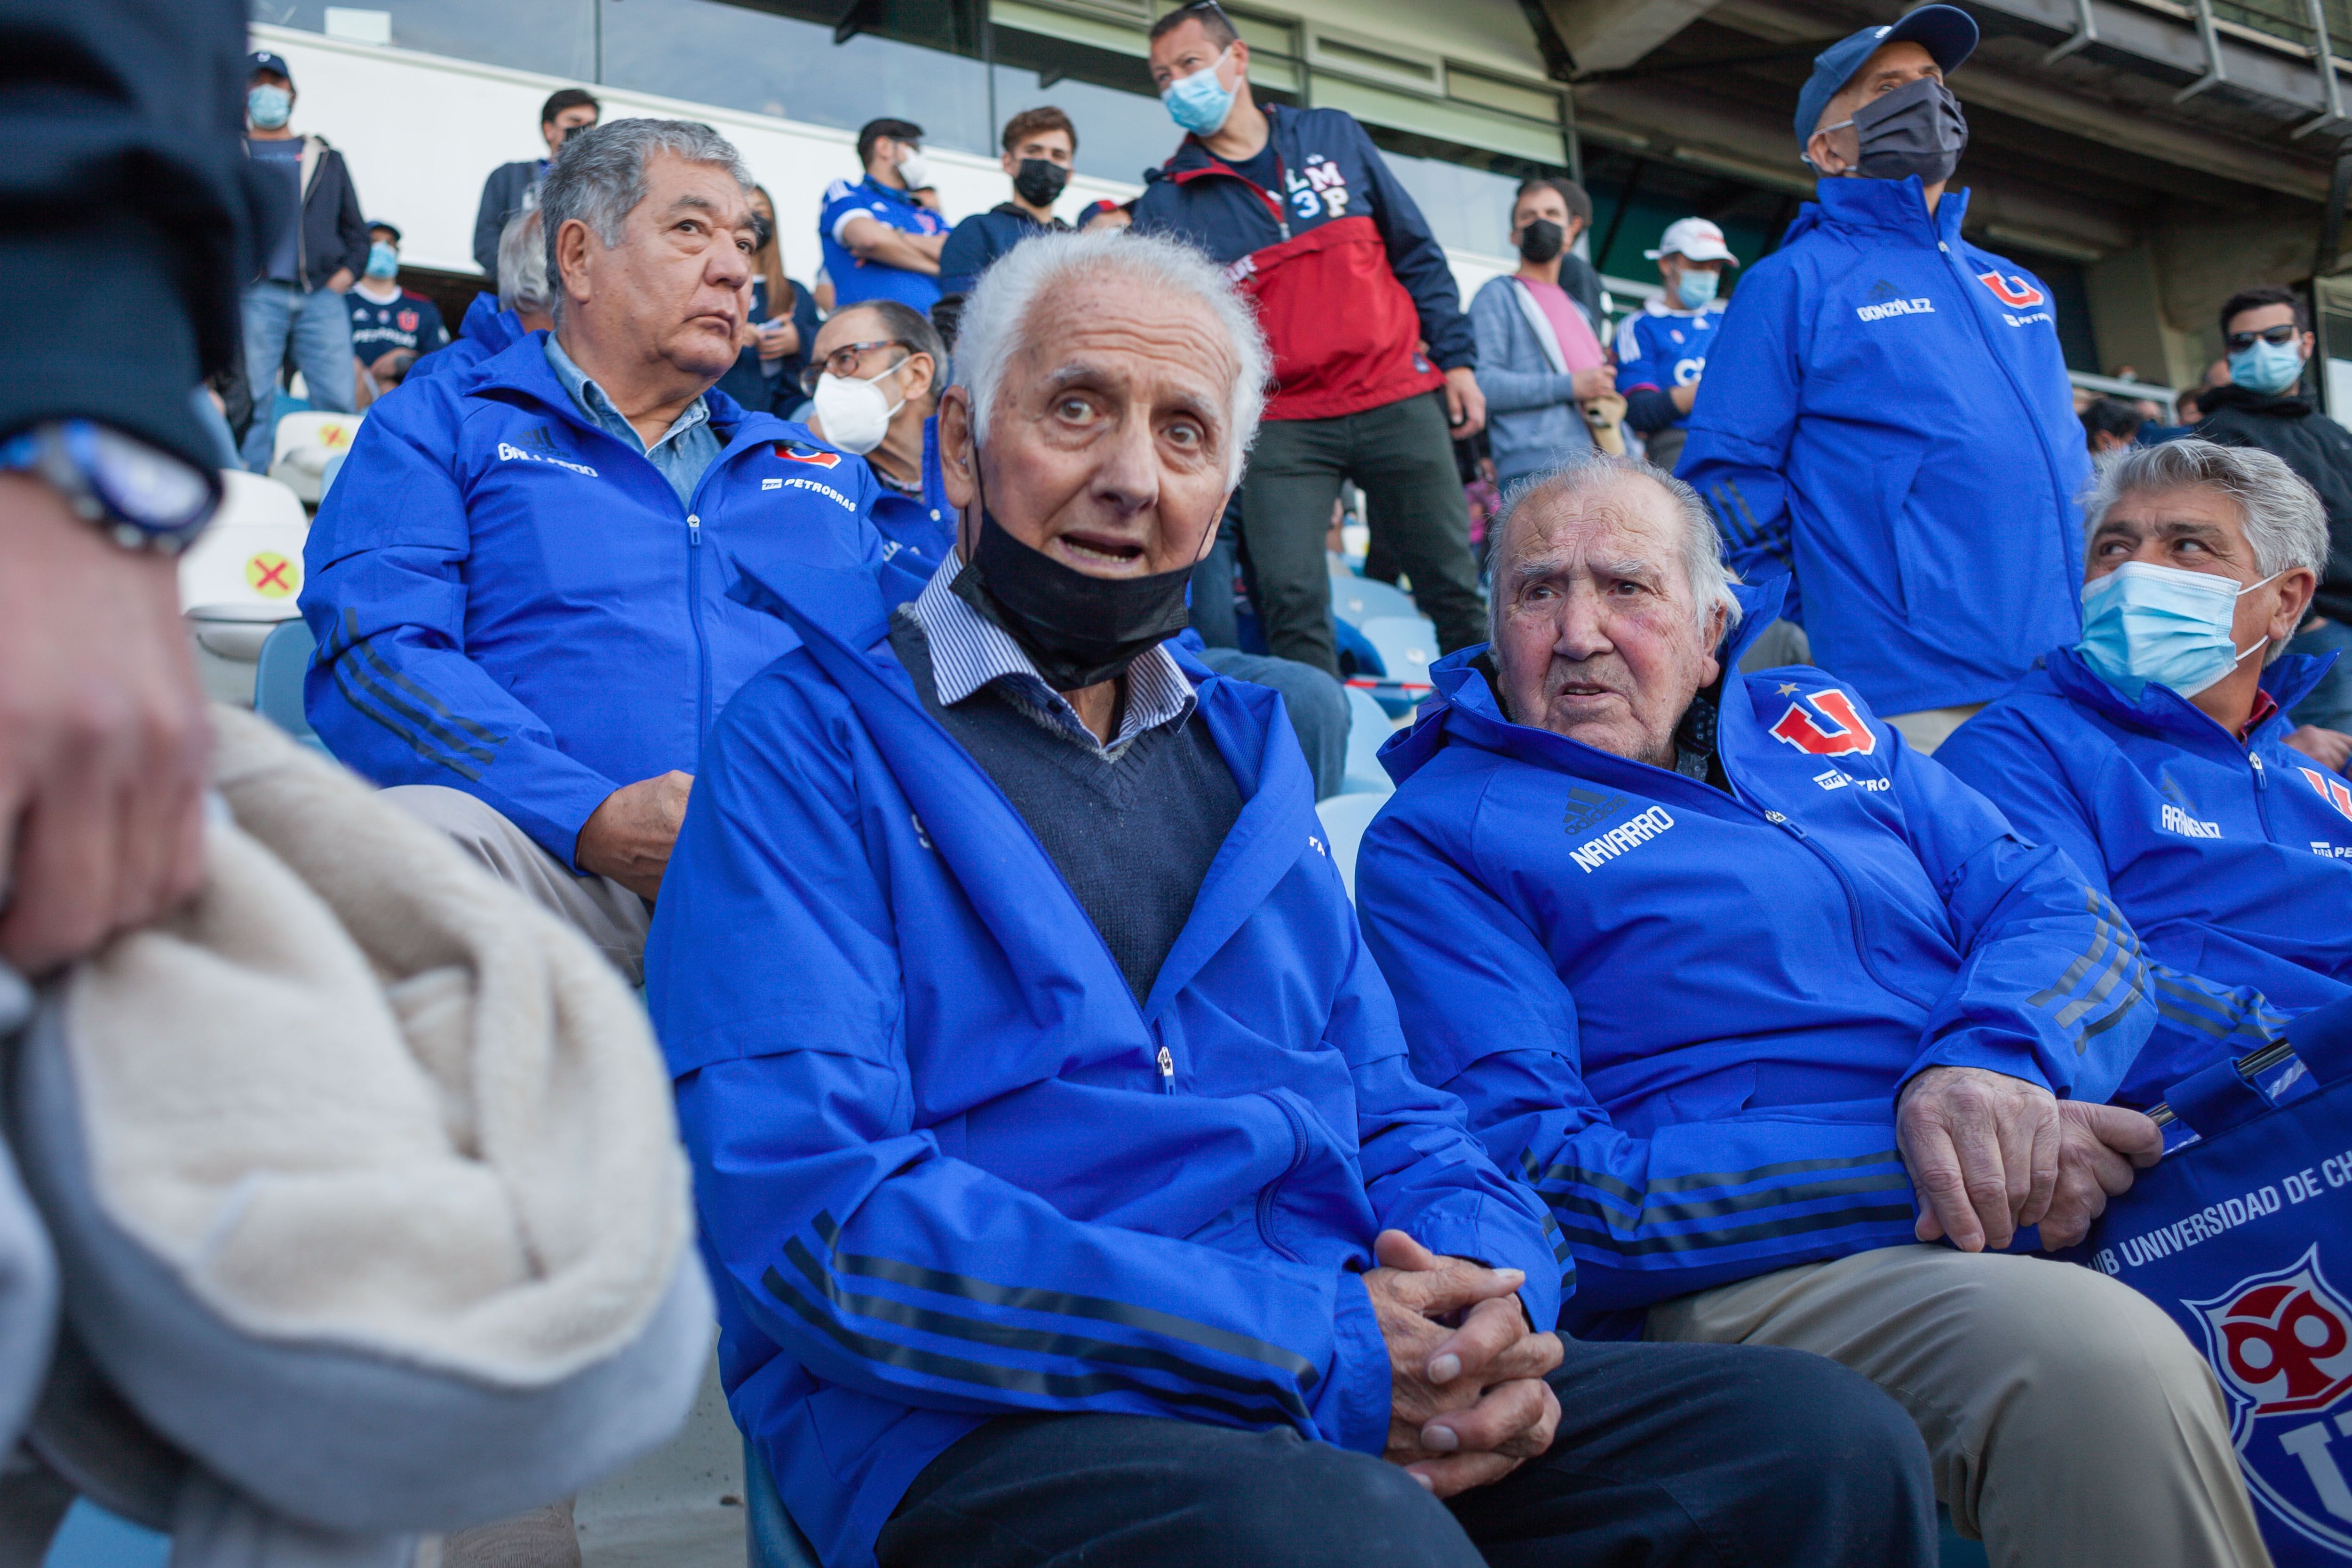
[1384, 578, 1788, 788]
[466, 332, 759, 454]
[725, 555, 1319, 1020]
[1782, 179, 1970, 247]
[2042, 642, 2336, 750]
[456, 292, 522, 352]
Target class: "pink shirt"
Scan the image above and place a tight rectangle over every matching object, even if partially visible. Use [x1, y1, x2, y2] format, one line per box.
[1518, 277, 1607, 373]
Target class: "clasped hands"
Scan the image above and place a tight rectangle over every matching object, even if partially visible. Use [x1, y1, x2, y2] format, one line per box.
[1365, 1230, 1562, 1499]
[1896, 1065, 2163, 1253]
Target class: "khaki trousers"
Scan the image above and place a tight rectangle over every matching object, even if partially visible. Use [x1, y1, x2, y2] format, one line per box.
[1649, 1244, 2270, 1568]
[381, 786, 651, 985]
[1884, 703, 1986, 755]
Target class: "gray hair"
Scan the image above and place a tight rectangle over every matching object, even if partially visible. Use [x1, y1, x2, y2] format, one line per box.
[952, 228, 1269, 487]
[2086, 438, 2329, 581]
[830, 297, 946, 398]
[496, 208, 550, 317]
[540, 118, 753, 321]
[1486, 454, 1743, 645]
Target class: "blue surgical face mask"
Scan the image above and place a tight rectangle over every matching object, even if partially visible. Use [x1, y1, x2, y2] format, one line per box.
[1674, 268, 1719, 310]
[2229, 338, 2305, 398]
[365, 242, 399, 279]
[1161, 49, 1237, 137]
[247, 85, 292, 130]
[2076, 559, 2280, 701]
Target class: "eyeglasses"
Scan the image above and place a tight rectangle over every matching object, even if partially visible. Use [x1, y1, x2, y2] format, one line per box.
[2225, 324, 2302, 352]
[799, 339, 910, 395]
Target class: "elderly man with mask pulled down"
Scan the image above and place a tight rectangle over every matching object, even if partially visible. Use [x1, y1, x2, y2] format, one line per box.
[644, 229, 1936, 1568]
[1940, 441, 2352, 1096]
[1357, 455, 2279, 1568]
[1679, 4, 2091, 755]
[302, 119, 881, 986]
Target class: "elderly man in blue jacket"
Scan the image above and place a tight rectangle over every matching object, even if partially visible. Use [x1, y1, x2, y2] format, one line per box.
[646, 229, 1933, 1568]
[1679, 5, 2090, 755]
[302, 119, 881, 983]
[1940, 440, 2352, 1098]
[1358, 454, 2274, 1568]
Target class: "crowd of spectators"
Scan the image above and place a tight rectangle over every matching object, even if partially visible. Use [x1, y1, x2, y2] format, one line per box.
[14, 1, 2352, 1566]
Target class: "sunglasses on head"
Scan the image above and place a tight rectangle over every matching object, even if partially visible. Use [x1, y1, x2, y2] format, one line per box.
[2225, 324, 2301, 352]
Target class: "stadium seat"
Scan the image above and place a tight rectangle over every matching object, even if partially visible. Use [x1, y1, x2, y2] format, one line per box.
[180, 471, 309, 706]
[254, 619, 326, 755]
[1313, 791, 1389, 902]
[743, 1437, 824, 1568]
[1330, 573, 1418, 629]
[1354, 615, 1438, 716]
[1342, 686, 1396, 797]
[318, 449, 348, 503]
[267, 411, 364, 504]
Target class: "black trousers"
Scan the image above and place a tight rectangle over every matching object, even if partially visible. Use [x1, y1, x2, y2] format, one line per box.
[876, 1337, 1935, 1568]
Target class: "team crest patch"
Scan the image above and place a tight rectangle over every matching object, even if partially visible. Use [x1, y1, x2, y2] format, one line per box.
[1977, 271, 2046, 309]
[2301, 768, 2352, 824]
[1768, 689, 1875, 758]
[397, 309, 420, 332]
[2188, 1247, 2352, 1554]
[775, 442, 842, 469]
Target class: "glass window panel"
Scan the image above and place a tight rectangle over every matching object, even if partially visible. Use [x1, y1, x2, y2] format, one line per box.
[991, 67, 1187, 183]
[597, 0, 997, 157]
[251, 0, 595, 80]
[1376, 145, 1534, 261]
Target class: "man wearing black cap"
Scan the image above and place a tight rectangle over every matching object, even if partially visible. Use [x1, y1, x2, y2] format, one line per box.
[1680, 6, 2092, 756]
[238, 49, 370, 471]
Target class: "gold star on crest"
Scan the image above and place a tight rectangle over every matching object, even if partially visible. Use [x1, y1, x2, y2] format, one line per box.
[1776, 683, 1799, 696]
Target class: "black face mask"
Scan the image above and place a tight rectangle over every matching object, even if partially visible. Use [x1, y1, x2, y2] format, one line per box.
[1517, 217, 1565, 264]
[1014, 158, 1070, 209]
[1839, 75, 1968, 186]
[954, 509, 1193, 692]
[749, 211, 774, 253]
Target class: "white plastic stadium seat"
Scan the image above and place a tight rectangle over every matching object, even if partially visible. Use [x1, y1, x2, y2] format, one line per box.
[180, 470, 310, 705]
[1342, 686, 1397, 798]
[1330, 573, 1419, 629]
[1314, 791, 1390, 903]
[1354, 616, 1438, 699]
[267, 410, 364, 503]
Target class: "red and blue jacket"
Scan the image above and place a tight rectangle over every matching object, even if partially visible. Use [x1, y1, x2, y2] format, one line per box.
[1355, 584, 2278, 1335]
[1132, 104, 1470, 422]
[645, 553, 1562, 1568]
[300, 333, 883, 867]
[1937, 647, 2338, 1101]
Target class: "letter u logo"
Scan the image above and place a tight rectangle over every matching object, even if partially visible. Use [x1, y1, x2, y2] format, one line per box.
[1977, 270, 2046, 309]
[1769, 690, 1877, 757]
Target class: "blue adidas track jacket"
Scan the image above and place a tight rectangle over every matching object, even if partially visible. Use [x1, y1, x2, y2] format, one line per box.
[1677, 181, 2091, 715]
[1939, 647, 2340, 1100]
[1356, 585, 2272, 1334]
[407, 293, 523, 383]
[864, 414, 954, 570]
[643, 557, 1561, 1568]
[300, 333, 882, 866]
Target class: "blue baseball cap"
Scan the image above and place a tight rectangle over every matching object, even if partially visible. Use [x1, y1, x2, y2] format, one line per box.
[1792, 5, 1977, 151]
[247, 49, 295, 88]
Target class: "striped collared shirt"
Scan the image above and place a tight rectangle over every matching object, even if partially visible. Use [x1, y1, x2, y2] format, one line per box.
[907, 549, 1196, 758]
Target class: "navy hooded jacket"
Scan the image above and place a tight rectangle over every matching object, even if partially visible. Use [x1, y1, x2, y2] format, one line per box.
[300, 333, 882, 866]
[1356, 586, 2276, 1335]
[644, 555, 1562, 1568]
[1678, 182, 2092, 716]
[1937, 647, 2337, 1100]
[1132, 104, 1469, 422]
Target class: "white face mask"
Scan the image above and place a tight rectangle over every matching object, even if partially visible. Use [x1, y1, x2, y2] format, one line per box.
[894, 146, 930, 191]
[811, 354, 907, 455]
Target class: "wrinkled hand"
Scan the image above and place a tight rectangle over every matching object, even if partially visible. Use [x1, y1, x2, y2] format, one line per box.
[575, 770, 693, 900]
[0, 475, 210, 972]
[1443, 366, 1487, 439]
[2038, 1100, 2162, 1250]
[2285, 725, 2352, 774]
[1365, 1230, 1562, 1498]
[1897, 1066, 2060, 1251]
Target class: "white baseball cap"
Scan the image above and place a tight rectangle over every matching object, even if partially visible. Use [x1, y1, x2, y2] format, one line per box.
[1645, 217, 1740, 265]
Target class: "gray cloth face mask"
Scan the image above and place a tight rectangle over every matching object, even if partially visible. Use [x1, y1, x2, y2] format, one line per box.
[1821, 75, 1969, 185]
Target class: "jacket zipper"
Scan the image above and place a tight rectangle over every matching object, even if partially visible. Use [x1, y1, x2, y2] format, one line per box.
[685, 511, 711, 739]
[2249, 748, 2276, 839]
[1931, 227, 2073, 587]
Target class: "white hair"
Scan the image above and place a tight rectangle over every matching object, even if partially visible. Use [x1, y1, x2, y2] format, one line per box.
[540, 118, 752, 323]
[496, 208, 550, 317]
[952, 228, 1270, 487]
[1487, 454, 1744, 645]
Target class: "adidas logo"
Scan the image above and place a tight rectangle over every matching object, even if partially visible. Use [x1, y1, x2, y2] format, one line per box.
[1867, 279, 1900, 302]
[1562, 785, 1628, 839]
